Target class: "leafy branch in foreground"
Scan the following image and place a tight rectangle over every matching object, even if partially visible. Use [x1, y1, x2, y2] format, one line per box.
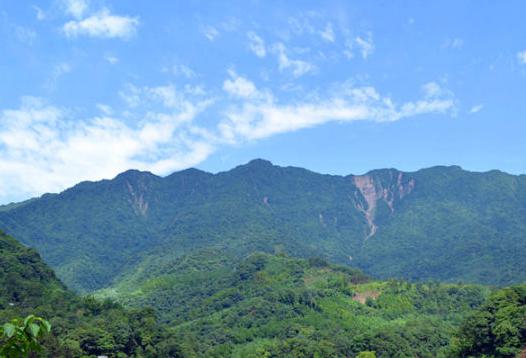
[0, 315, 51, 358]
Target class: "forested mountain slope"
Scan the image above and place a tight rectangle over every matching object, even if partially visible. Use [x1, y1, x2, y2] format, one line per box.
[0, 230, 181, 357]
[1, 159, 525, 292]
[97, 251, 493, 357]
[1, 230, 524, 357]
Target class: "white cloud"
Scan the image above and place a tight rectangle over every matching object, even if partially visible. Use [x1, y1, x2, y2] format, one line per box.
[171, 64, 196, 78]
[355, 32, 375, 59]
[63, 8, 139, 39]
[223, 70, 259, 98]
[422, 82, 443, 98]
[247, 31, 266, 58]
[320, 23, 335, 42]
[0, 91, 213, 202]
[63, 0, 89, 19]
[421, 82, 454, 102]
[218, 80, 455, 142]
[33, 6, 46, 21]
[96, 104, 113, 115]
[442, 37, 463, 49]
[272, 43, 314, 77]
[201, 25, 219, 41]
[105, 55, 119, 64]
[517, 50, 526, 64]
[469, 104, 483, 113]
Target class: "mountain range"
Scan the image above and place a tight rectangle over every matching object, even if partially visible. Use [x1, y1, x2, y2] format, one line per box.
[0, 159, 525, 293]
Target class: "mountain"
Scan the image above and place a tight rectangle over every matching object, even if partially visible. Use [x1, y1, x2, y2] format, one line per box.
[0, 230, 181, 357]
[1, 159, 525, 292]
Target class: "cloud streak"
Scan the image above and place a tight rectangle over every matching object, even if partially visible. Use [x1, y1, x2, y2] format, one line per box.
[219, 80, 455, 142]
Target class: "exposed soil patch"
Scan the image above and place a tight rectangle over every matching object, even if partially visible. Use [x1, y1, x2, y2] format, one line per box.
[352, 290, 380, 304]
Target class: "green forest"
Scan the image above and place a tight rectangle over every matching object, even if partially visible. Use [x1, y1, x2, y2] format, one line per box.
[1, 230, 525, 357]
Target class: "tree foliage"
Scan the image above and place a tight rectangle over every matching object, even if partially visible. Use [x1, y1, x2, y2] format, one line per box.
[453, 284, 526, 357]
[0, 315, 51, 358]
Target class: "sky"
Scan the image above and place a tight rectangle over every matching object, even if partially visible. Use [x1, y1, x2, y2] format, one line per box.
[0, 0, 525, 204]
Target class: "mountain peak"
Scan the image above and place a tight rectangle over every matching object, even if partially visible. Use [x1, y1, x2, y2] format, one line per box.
[114, 169, 158, 181]
[246, 158, 274, 167]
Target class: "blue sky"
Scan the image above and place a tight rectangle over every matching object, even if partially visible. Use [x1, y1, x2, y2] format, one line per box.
[0, 0, 525, 203]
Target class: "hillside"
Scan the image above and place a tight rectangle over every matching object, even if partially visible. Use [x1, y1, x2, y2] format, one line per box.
[1, 230, 524, 357]
[1, 160, 525, 292]
[98, 251, 492, 357]
[0, 230, 180, 357]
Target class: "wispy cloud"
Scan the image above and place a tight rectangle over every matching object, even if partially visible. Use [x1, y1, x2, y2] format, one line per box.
[272, 43, 315, 77]
[33, 5, 46, 21]
[201, 25, 219, 41]
[517, 50, 526, 64]
[469, 104, 483, 113]
[44, 63, 72, 91]
[96, 104, 113, 115]
[63, 8, 139, 39]
[355, 32, 375, 59]
[344, 32, 375, 60]
[320, 23, 335, 42]
[287, 12, 319, 36]
[14, 26, 37, 45]
[247, 31, 266, 58]
[442, 37, 464, 49]
[171, 64, 197, 78]
[105, 55, 119, 64]
[218, 79, 456, 142]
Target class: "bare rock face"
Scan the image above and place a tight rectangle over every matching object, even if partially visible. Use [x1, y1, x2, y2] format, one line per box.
[126, 180, 149, 217]
[352, 171, 415, 239]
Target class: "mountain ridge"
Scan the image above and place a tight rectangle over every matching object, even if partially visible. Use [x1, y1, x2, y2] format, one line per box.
[2, 160, 517, 209]
[0, 159, 525, 292]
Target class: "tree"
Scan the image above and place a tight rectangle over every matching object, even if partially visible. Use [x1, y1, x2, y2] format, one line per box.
[0, 315, 51, 358]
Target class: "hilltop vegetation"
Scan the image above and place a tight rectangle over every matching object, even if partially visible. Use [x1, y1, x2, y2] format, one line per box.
[1, 160, 525, 293]
[98, 250, 492, 357]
